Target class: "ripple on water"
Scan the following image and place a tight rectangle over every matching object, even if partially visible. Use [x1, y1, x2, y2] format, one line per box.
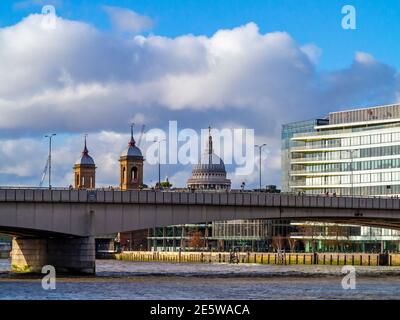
[1, 259, 400, 300]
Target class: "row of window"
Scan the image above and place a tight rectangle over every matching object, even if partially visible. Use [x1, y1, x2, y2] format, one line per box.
[192, 173, 226, 177]
[303, 171, 400, 186]
[303, 185, 400, 196]
[295, 145, 400, 162]
[296, 131, 400, 150]
[301, 159, 400, 173]
[341, 132, 400, 146]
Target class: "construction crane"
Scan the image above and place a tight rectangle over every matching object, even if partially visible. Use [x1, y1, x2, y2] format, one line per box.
[39, 157, 49, 187]
[138, 124, 146, 147]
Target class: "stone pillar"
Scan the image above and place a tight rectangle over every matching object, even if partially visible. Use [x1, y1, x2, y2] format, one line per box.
[47, 237, 95, 274]
[11, 237, 95, 274]
[11, 238, 47, 273]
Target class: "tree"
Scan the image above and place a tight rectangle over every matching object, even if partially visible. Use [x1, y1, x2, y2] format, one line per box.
[188, 230, 204, 250]
[271, 235, 285, 252]
[287, 237, 297, 252]
[156, 177, 172, 189]
[297, 223, 318, 252]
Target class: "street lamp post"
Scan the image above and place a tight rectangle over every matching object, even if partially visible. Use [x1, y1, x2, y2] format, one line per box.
[255, 144, 267, 191]
[45, 133, 56, 189]
[154, 138, 166, 188]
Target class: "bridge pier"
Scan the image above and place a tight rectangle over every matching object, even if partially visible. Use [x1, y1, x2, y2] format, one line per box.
[11, 237, 95, 274]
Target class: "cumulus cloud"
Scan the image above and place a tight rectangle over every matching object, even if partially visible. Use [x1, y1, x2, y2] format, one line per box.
[0, 14, 399, 188]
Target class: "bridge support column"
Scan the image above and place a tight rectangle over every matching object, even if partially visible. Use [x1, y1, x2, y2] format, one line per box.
[11, 237, 95, 274]
[11, 238, 47, 273]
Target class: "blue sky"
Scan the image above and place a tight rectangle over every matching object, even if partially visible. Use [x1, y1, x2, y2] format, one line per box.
[0, 0, 399, 188]
[2, 0, 400, 71]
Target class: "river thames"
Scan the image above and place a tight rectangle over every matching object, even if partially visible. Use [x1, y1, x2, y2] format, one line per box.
[1, 259, 400, 299]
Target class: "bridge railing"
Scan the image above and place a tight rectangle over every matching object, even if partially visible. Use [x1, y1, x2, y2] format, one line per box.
[0, 186, 394, 199]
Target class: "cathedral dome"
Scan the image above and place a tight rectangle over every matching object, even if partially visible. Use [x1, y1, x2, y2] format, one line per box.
[187, 127, 231, 190]
[192, 153, 226, 173]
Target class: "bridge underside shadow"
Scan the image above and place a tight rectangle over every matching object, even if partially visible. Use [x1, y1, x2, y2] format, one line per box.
[11, 236, 95, 274]
[0, 227, 95, 274]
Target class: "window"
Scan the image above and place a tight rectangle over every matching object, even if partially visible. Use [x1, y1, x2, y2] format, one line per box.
[342, 175, 350, 184]
[361, 174, 370, 183]
[371, 173, 380, 182]
[393, 132, 400, 142]
[131, 167, 138, 183]
[382, 172, 392, 182]
[382, 133, 392, 143]
[122, 167, 126, 183]
[393, 172, 400, 181]
[342, 138, 350, 147]
[351, 136, 360, 146]
[371, 134, 381, 144]
[361, 135, 370, 145]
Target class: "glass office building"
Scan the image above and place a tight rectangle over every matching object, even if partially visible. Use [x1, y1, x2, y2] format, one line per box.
[290, 104, 400, 196]
[284, 103, 400, 251]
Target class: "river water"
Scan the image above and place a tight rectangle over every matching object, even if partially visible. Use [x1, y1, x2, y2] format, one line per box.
[0, 259, 400, 299]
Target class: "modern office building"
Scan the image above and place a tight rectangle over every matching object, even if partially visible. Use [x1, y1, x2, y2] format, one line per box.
[284, 103, 400, 252]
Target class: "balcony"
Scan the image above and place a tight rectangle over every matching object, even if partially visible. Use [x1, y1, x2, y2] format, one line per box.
[290, 142, 342, 151]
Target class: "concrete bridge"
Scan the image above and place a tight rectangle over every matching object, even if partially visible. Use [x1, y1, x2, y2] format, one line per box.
[1, 188, 400, 274]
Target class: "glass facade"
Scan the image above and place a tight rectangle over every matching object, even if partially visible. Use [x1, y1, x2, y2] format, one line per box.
[284, 103, 400, 250]
[281, 119, 328, 192]
[290, 105, 400, 196]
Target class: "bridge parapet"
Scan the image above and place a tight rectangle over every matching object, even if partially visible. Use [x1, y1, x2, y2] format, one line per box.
[1, 188, 400, 211]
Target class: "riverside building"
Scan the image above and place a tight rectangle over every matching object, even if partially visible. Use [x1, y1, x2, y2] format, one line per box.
[283, 103, 400, 252]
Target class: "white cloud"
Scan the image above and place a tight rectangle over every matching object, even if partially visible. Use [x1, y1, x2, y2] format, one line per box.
[103, 6, 154, 34]
[0, 14, 399, 188]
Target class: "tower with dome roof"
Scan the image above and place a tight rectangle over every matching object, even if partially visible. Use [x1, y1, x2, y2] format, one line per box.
[73, 134, 96, 189]
[119, 124, 144, 190]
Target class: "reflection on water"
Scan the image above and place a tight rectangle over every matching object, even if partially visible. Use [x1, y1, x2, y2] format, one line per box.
[1, 259, 400, 300]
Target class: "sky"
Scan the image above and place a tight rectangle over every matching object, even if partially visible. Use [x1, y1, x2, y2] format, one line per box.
[0, 0, 400, 189]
